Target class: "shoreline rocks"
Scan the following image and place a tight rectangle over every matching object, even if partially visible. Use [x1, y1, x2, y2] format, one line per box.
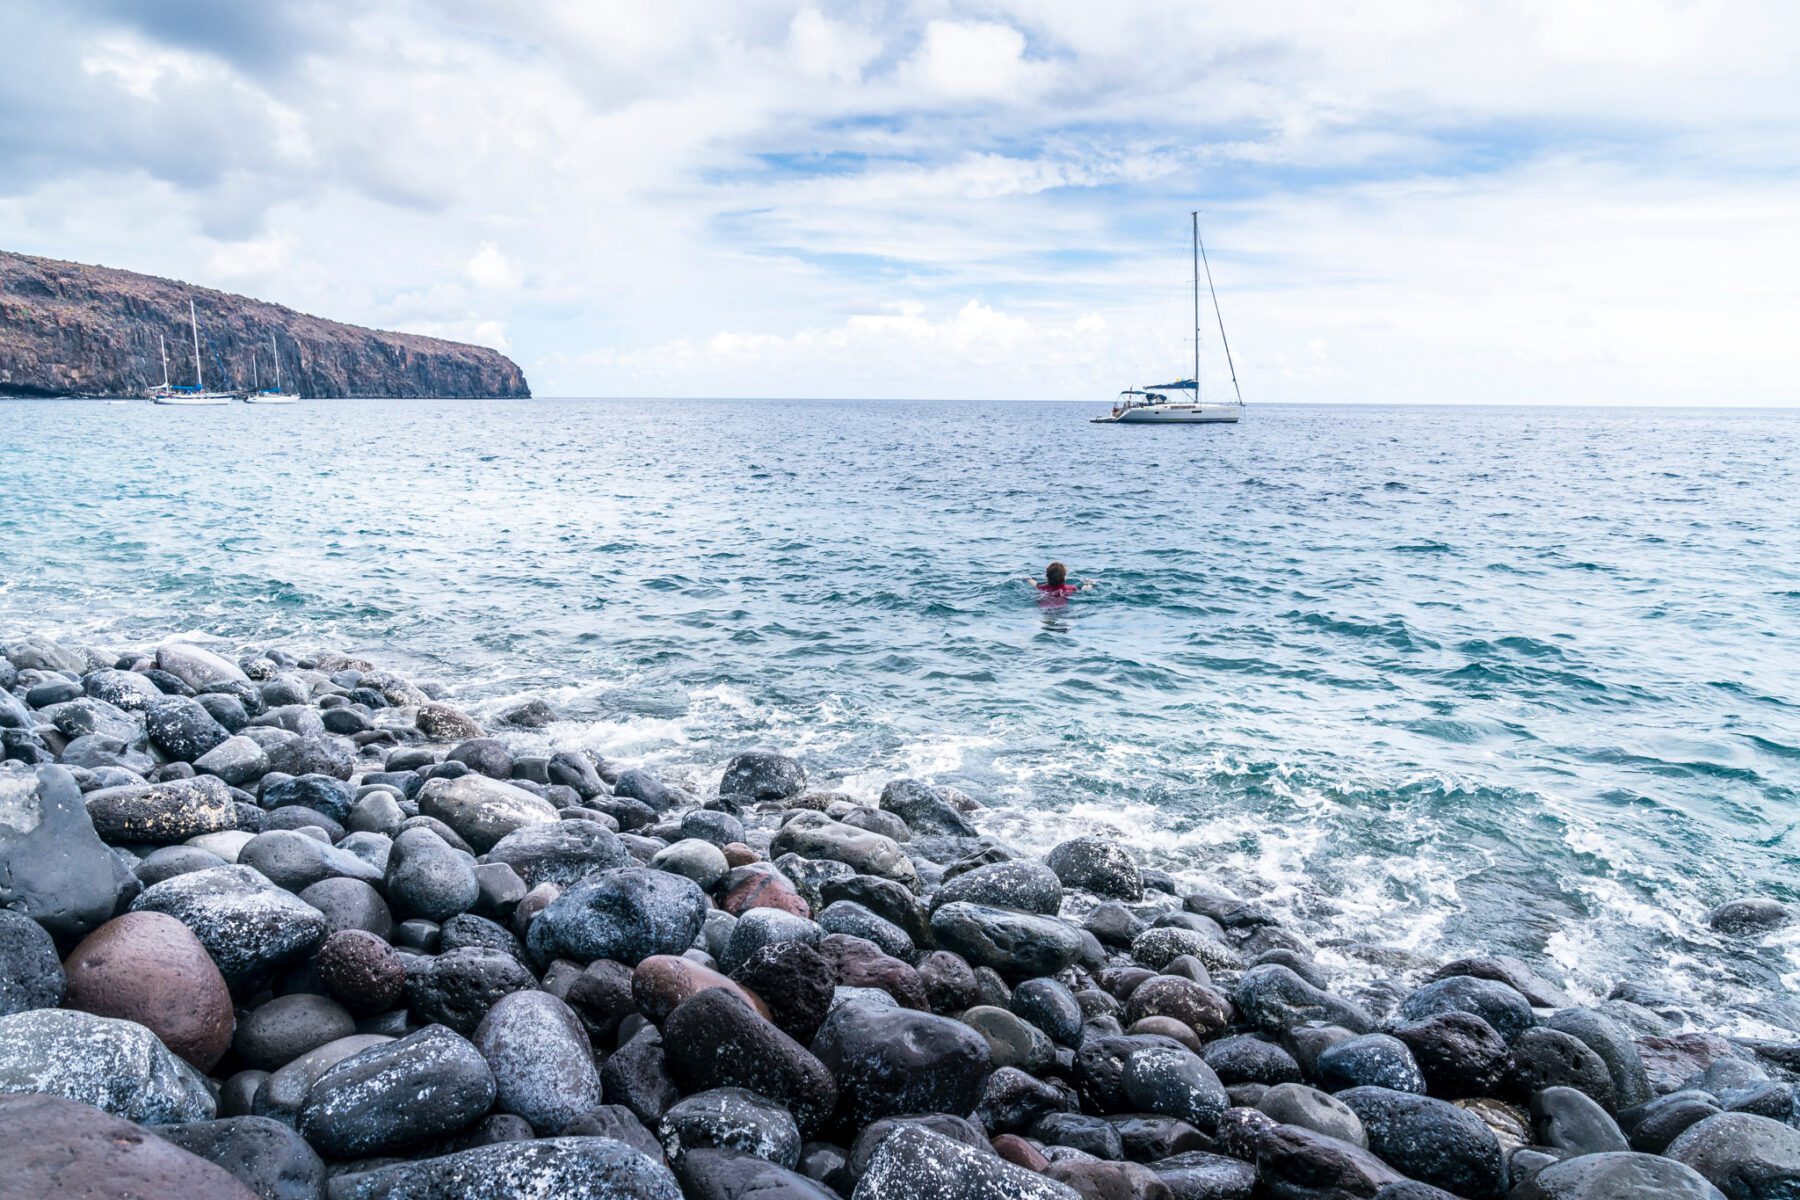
[1, 633, 1797, 1200]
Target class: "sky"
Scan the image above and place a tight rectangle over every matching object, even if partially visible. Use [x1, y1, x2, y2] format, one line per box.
[3, 1, 1798, 404]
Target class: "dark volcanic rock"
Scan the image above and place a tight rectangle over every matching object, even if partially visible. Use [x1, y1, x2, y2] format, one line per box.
[0, 1093, 258, 1200]
[486, 818, 631, 888]
[813, 996, 992, 1126]
[1391, 1010, 1511, 1098]
[634, 952, 771, 1023]
[731, 939, 836, 1042]
[932, 859, 1064, 916]
[406, 945, 539, 1034]
[231, 992, 356, 1071]
[418, 774, 558, 852]
[1533, 1085, 1629, 1155]
[665, 989, 837, 1135]
[930, 901, 1085, 979]
[720, 748, 807, 801]
[1046, 836, 1143, 900]
[1151, 1150, 1258, 1200]
[1316, 1033, 1428, 1095]
[0, 907, 63, 1016]
[879, 778, 978, 837]
[474, 989, 601, 1134]
[1398, 975, 1535, 1042]
[675, 1147, 840, 1200]
[1336, 1085, 1506, 1199]
[326, 1137, 681, 1199]
[0, 1007, 215, 1123]
[1705, 898, 1794, 937]
[0, 763, 129, 941]
[155, 1116, 325, 1200]
[1123, 1045, 1230, 1132]
[602, 1028, 682, 1126]
[1233, 964, 1372, 1035]
[527, 867, 707, 966]
[1546, 1007, 1653, 1111]
[1511, 1151, 1728, 1199]
[86, 775, 238, 843]
[854, 1123, 1078, 1199]
[130, 863, 329, 987]
[1666, 1111, 1800, 1200]
[383, 826, 480, 922]
[1508, 1025, 1620, 1110]
[661, 1087, 802, 1168]
[145, 696, 233, 762]
[297, 1025, 496, 1158]
[1251, 1122, 1405, 1198]
[314, 928, 407, 1013]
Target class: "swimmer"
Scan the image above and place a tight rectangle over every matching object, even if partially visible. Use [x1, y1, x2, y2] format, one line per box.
[1025, 561, 1092, 598]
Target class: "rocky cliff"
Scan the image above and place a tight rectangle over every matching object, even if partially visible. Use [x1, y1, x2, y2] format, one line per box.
[0, 251, 529, 398]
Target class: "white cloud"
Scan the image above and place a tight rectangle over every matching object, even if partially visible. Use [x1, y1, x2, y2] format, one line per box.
[900, 20, 1051, 103]
[788, 9, 882, 84]
[465, 242, 523, 290]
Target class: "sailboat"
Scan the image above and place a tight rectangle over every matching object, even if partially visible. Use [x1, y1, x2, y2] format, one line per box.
[145, 334, 175, 401]
[1092, 211, 1244, 425]
[152, 300, 235, 405]
[243, 333, 299, 404]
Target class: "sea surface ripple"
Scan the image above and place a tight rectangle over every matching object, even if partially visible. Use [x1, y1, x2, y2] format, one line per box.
[3, 397, 1797, 1031]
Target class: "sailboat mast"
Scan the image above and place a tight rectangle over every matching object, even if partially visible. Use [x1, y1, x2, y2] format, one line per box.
[252, 348, 260, 390]
[271, 333, 281, 391]
[1195, 213, 1244, 405]
[1192, 211, 1201, 404]
[159, 334, 169, 386]
[189, 299, 204, 389]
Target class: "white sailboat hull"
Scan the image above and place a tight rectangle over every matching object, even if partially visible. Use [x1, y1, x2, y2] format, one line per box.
[152, 392, 234, 406]
[1092, 403, 1242, 424]
[242, 393, 298, 404]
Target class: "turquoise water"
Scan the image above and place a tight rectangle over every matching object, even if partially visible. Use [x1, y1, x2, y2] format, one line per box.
[3, 398, 1797, 1030]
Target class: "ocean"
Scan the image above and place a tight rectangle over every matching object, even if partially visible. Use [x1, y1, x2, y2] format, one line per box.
[3, 397, 1797, 1033]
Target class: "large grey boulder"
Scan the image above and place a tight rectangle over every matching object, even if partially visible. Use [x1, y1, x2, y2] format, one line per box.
[0, 1007, 215, 1124]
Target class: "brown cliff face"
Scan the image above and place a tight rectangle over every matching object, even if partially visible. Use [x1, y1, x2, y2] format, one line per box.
[0, 251, 529, 398]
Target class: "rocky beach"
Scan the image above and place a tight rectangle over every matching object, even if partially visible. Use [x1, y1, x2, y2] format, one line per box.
[1, 631, 1797, 1199]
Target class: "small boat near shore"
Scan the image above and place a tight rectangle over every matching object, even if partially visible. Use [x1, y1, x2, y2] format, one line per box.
[151, 300, 234, 405]
[243, 333, 298, 404]
[1093, 211, 1243, 425]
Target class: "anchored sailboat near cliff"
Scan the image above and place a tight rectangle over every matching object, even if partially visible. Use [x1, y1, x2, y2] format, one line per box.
[150, 299, 235, 405]
[1093, 211, 1243, 425]
[243, 333, 298, 404]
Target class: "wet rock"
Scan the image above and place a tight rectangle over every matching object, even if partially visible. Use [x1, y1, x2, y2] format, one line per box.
[327, 1136, 682, 1199]
[1259, 1083, 1367, 1148]
[821, 873, 933, 947]
[1108, 1114, 1209, 1164]
[662, 1087, 802, 1168]
[1398, 975, 1534, 1042]
[918, 949, 981, 1014]
[86, 775, 237, 844]
[1149, 1150, 1257, 1200]
[1233, 964, 1373, 1035]
[1252, 1122, 1404, 1198]
[131, 864, 329, 987]
[1124, 976, 1233, 1040]
[979, 1065, 1079, 1134]
[930, 901, 1084, 979]
[1045, 1158, 1171, 1199]
[157, 642, 250, 691]
[262, 734, 354, 782]
[731, 939, 836, 1042]
[963, 1004, 1055, 1072]
[1047, 837, 1143, 901]
[1014, 976, 1084, 1047]
[722, 865, 812, 918]
[814, 995, 990, 1126]
[527, 867, 707, 966]
[1124, 1045, 1229, 1132]
[156, 1115, 325, 1200]
[299, 876, 394, 939]
[816, 932, 930, 1009]
[297, 1025, 496, 1158]
[0, 1093, 259, 1200]
[1509, 1026, 1620, 1111]
[416, 702, 484, 742]
[145, 695, 233, 762]
[1316, 1033, 1428, 1095]
[1533, 1085, 1629, 1155]
[1666, 1111, 1800, 1199]
[0, 763, 130, 941]
[771, 812, 919, 890]
[84, 666, 165, 712]
[384, 826, 480, 921]
[722, 906, 822, 973]
[1639, 1034, 1744, 1097]
[1202, 1034, 1303, 1088]
[1546, 1008, 1653, 1111]
[232, 992, 357, 1071]
[613, 768, 680, 812]
[240, 830, 382, 891]
[854, 1123, 1079, 1199]
[1391, 1010, 1511, 1098]
[0, 907, 63, 1016]
[1336, 1086, 1506, 1199]
[1705, 898, 1794, 938]
[196, 736, 272, 786]
[407, 945, 538, 1034]
[1626, 1092, 1725, 1154]
[418, 774, 558, 852]
[676, 1146, 841, 1199]
[634, 952, 771, 1023]
[840, 804, 913, 843]
[879, 778, 977, 837]
[251, 1033, 393, 1123]
[665, 988, 838, 1135]
[1427, 955, 1571, 1009]
[0, 1007, 215, 1123]
[473, 989, 601, 1134]
[1512, 1151, 1728, 1199]
[652, 837, 731, 889]
[720, 749, 807, 802]
[603, 1027, 683, 1126]
[262, 774, 356, 823]
[315, 928, 407, 1013]
[1131, 928, 1242, 974]
[820, 900, 914, 960]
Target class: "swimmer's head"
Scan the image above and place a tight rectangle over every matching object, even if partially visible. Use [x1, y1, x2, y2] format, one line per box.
[1045, 561, 1067, 587]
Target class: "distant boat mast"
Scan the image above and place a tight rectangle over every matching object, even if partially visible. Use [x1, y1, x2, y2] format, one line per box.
[159, 334, 170, 388]
[189, 298, 205, 389]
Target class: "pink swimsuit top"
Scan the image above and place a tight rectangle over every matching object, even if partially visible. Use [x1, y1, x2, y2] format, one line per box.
[1036, 583, 1080, 598]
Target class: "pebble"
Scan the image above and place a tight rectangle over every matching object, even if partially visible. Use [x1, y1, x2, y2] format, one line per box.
[130, 863, 329, 986]
[231, 992, 357, 1071]
[0, 907, 64, 1016]
[527, 866, 708, 966]
[660, 1086, 802, 1167]
[297, 1024, 496, 1158]
[473, 989, 602, 1133]
[664, 987, 838, 1135]
[154, 1115, 325, 1200]
[813, 996, 991, 1126]
[61, 910, 236, 1069]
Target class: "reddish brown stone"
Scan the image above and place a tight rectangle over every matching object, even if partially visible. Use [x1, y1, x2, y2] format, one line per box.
[314, 929, 406, 1014]
[631, 954, 770, 1023]
[62, 911, 234, 1071]
[0, 1093, 258, 1200]
[1124, 975, 1233, 1039]
[721, 842, 759, 869]
[992, 1132, 1049, 1172]
[720, 867, 810, 918]
[816, 933, 929, 1010]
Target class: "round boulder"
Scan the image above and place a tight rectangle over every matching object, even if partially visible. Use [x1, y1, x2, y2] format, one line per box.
[62, 910, 235, 1070]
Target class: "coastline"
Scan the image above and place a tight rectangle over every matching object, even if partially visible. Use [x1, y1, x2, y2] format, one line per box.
[3, 632, 1797, 1198]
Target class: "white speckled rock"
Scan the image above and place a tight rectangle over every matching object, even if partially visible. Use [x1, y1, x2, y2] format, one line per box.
[852, 1123, 1079, 1199]
[129, 864, 329, 986]
[473, 990, 602, 1134]
[418, 774, 559, 853]
[297, 1025, 495, 1158]
[157, 642, 251, 690]
[0, 1007, 216, 1123]
[326, 1137, 682, 1200]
